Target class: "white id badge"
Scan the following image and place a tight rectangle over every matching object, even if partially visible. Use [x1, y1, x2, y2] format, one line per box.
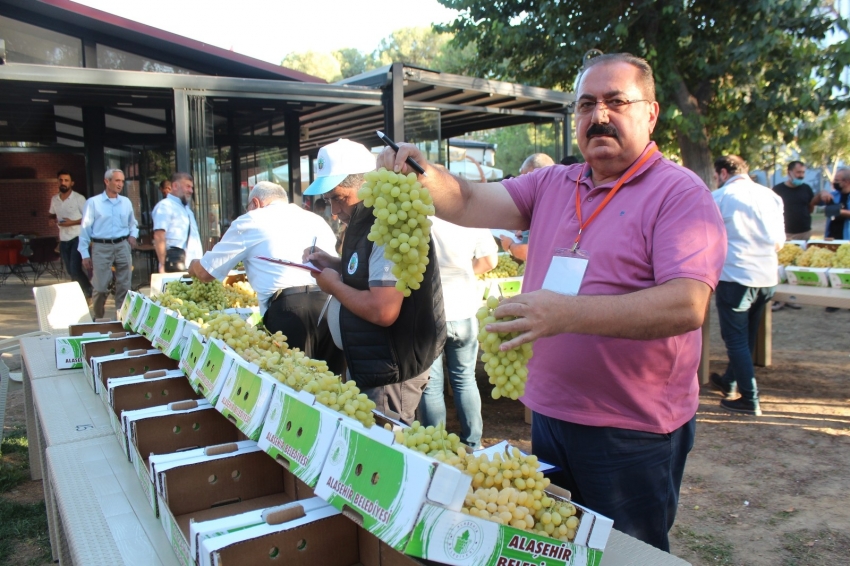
[541, 248, 589, 296]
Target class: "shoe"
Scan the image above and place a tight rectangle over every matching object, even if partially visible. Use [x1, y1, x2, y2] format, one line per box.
[720, 398, 762, 416]
[825, 307, 839, 313]
[709, 372, 738, 399]
[771, 302, 784, 312]
[785, 302, 802, 310]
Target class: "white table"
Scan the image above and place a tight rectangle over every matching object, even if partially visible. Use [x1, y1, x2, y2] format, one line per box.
[45, 436, 181, 566]
[20, 333, 70, 480]
[31, 368, 115, 561]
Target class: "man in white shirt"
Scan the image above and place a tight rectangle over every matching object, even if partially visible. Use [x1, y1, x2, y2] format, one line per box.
[711, 155, 785, 417]
[418, 218, 497, 448]
[187, 181, 342, 373]
[152, 172, 203, 273]
[79, 169, 139, 319]
[48, 169, 92, 299]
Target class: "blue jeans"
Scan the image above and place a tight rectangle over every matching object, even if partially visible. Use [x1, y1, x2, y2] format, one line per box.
[532, 412, 696, 552]
[59, 237, 92, 298]
[715, 281, 775, 403]
[418, 317, 483, 448]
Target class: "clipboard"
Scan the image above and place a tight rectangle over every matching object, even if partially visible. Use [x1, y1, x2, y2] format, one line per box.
[255, 256, 322, 274]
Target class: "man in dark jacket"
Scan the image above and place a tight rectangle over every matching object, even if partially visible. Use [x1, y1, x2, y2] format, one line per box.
[303, 139, 446, 424]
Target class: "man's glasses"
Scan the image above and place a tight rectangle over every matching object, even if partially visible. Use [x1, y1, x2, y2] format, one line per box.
[574, 98, 650, 115]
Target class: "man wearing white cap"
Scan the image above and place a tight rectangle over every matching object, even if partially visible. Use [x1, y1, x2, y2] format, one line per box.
[302, 139, 446, 425]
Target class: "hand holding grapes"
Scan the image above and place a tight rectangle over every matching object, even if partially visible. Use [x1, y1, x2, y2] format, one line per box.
[376, 142, 430, 176]
[486, 290, 565, 351]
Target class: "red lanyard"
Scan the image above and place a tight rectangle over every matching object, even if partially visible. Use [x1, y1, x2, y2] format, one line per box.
[572, 145, 658, 251]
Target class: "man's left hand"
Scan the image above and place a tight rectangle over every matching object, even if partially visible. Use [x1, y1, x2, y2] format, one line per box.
[485, 290, 565, 350]
[128, 236, 137, 249]
[312, 268, 342, 294]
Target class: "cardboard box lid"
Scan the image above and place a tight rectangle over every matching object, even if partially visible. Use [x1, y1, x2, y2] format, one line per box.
[69, 320, 126, 336]
[82, 335, 151, 364]
[109, 376, 201, 418]
[97, 351, 178, 390]
[133, 404, 241, 462]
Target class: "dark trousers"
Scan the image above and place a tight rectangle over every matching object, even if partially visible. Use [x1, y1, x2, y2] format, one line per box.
[263, 289, 345, 376]
[59, 237, 92, 298]
[531, 411, 696, 552]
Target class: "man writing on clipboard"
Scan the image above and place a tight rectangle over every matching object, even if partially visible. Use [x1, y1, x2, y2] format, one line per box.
[187, 181, 343, 373]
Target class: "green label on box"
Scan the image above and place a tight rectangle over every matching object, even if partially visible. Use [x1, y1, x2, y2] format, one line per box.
[792, 271, 821, 285]
[154, 313, 181, 351]
[829, 270, 850, 289]
[127, 296, 146, 328]
[215, 364, 273, 440]
[259, 390, 327, 485]
[192, 340, 231, 404]
[140, 303, 162, 338]
[118, 292, 135, 323]
[179, 332, 205, 377]
[407, 505, 602, 566]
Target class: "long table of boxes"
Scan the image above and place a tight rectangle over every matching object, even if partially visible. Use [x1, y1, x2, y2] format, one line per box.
[23, 289, 691, 566]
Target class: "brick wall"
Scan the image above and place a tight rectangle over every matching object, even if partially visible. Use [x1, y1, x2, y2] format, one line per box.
[0, 153, 86, 237]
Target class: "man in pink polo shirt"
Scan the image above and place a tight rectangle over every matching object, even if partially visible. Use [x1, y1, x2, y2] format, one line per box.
[378, 53, 726, 551]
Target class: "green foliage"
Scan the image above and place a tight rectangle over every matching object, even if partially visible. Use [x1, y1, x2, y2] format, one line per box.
[281, 51, 342, 82]
[438, 0, 850, 175]
[0, 426, 29, 493]
[0, 500, 51, 565]
[798, 111, 850, 181]
[471, 123, 573, 176]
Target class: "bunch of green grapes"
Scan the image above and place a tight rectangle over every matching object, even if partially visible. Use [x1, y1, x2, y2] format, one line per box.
[155, 293, 211, 322]
[358, 168, 435, 297]
[199, 312, 289, 364]
[267, 351, 376, 427]
[796, 246, 836, 268]
[833, 243, 850, 268]
[479, 254, 521, 279]
[477, 296, 533, 400]
[777, 243, 804, 266]
[517, 262, 525, 276]
[222, 280, 258, 307]
[459, 448, 581, 541]
[386, 421, 464, 461]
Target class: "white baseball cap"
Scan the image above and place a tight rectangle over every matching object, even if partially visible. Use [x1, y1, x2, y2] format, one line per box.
[303, 139, 376, 196]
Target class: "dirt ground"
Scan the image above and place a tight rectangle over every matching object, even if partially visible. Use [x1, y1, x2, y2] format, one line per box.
[1, 299, 848, 565]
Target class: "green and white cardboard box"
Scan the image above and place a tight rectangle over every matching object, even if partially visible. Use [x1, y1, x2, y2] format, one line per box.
[314, 420, 472, 551]
[55, 333, 111, 369]
[405, 497, 611, 566]
[153, 440, 263, 566]
[138, 300, 164, 340]
[124, 292, 148, 331]
[189, 338, 237, 405]
[213, 358, 276, 441]
[131, 297, 155, 334]
[191, 496, 332, 566]
[785, 266, 829, 287]
[124, 400, 213, 515]
[118, 290, 139, 324]
[151, 308, 185, 359]
[104, 368, 187, 440]
[257, 386, 363, 488]
[89, 348, 161, 395]
[828, 267, 850, 289]
[179, 329, 207, 377]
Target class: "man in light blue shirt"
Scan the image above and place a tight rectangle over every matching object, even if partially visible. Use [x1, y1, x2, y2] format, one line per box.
[710, 155, 785, 417]
[79, 169, 139, 319]
[151, 172, 202, 273]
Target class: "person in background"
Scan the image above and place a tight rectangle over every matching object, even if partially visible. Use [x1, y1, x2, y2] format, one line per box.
[151, 172, 203, 273]
[78, 169, 138, 319]
[824, 167, 850, 313]
[48, 169, 92, 300]
[710, 155, 785, 417]
[771, 161, 833, 311]
[159, 179, 172, 200]
[377, 53, 726, 550]
[499, 153, 556, 261]
[303, 139, 446, 425]
[188, 181, 342, 372]
[418, 218, 498, 448]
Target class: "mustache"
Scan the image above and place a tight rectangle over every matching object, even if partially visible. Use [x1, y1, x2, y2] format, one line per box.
[586, 123, 618, 139]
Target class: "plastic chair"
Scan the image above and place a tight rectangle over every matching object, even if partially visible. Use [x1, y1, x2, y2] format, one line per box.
[0, 360, 10, 444]
[32, 282, 93, 332]
[0, 239, 30, 286]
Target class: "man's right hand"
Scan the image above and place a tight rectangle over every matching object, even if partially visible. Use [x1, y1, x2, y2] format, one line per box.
[82, 257, 92, 271]
[376, 143, 429, 176]
[303, 247, 340, 271]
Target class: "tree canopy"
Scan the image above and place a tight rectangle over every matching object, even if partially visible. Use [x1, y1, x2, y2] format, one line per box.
[438, 0, 850, 184]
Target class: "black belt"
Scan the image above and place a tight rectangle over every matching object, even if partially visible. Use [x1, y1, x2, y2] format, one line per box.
[91, 236, 128, 244]
[271, 285, 322, 303]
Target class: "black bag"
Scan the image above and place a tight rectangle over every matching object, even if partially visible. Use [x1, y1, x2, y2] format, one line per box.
[824, 202, 843, 220]
[164, 246, 186, 272]
[164, 216, 192, 272]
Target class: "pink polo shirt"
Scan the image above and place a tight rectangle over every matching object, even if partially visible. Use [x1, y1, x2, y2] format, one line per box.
[503, 143, 726, 434]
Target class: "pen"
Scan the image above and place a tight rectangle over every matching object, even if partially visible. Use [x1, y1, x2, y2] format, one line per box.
[310, 236, 317, 256]
[376, 131, 428, 176]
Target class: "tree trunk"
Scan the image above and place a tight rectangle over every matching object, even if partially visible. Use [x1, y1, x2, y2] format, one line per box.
[667, 72, 715, 188]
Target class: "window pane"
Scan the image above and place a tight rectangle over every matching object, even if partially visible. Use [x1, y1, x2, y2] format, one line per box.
[0, 15, 82, 66]
[96, 44, 195, 74]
